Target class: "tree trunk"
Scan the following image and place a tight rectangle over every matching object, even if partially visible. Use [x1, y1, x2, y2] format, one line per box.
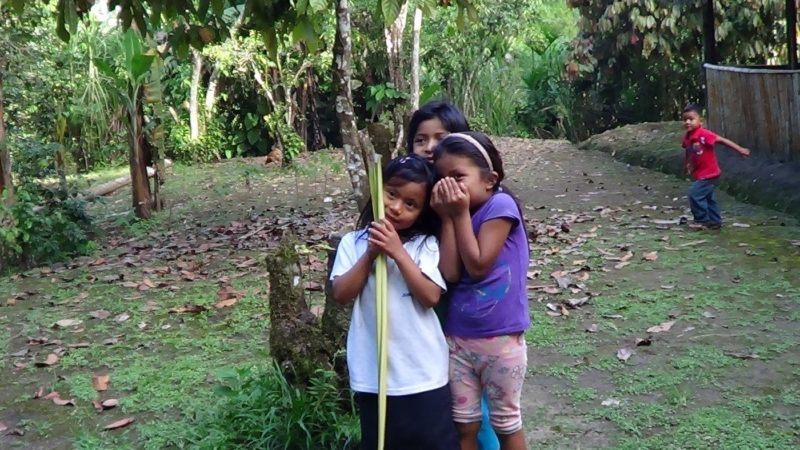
[204, 67, 220, 115]
[265, 237, 330, 386]
[129, 89, 153, 219]
[410, 7, 423, 110]
[307, 66, 327, 150]
[333, 0, 370, 209]
[385, 1, 409, 150]
[190, 48, 203, 140]
[0, 60, 13, 205]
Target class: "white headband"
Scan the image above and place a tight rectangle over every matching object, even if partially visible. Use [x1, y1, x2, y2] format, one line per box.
[445, 133, 494, 172]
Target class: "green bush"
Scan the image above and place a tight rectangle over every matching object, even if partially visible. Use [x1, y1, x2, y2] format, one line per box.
[166, 116, 233, 164]
[8, 136, 62, 180]
[517, 37, 580, 140]
[0, 186, 95, 269]
[180, 362, 359, 449]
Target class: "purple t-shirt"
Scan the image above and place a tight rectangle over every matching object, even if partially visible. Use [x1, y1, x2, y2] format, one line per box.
[445, 192, 531, 338]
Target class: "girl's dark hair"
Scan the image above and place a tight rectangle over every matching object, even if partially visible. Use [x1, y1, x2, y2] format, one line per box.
[432, 132, 527, 234]
[357, 154, 440, 240]
[406, 100, 470, 154]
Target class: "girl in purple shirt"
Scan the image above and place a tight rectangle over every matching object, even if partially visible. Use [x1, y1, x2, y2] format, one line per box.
[432, 132, 530, 450]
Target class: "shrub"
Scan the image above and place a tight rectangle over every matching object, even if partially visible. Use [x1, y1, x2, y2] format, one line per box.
[166, 116, 233, 164]
[8, 136, 62, 180]
[180, 362, 360, 449]
[517, 37, 581, 140]
[0, 185, 94, 270]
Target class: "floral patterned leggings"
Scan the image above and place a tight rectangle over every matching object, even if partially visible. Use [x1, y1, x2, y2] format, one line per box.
[447, 334, 527, 434]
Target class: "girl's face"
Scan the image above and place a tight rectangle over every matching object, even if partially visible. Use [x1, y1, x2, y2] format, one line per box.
[412, 118, 448, 163]
[383, 178, 428, 231]
[434, 153, 497, 209]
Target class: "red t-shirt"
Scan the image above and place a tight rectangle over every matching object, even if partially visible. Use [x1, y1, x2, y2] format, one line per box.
[682, 127, 720, 180]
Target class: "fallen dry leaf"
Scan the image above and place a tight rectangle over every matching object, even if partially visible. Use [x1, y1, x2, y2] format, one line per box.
[635, 337, 652, 346]
[726, 351, 760, 360]
[67, 342, 90, 349]
[36, 353, 59, 367]
[215, 298, 238, 309]
[646, 320, 675, 333]
[702, 311, 716, 319]
[104, 417, 135, 430]
[53, 319, 83, 328]
[140, 300, 158, 312]
[169, 304, 207, 314]
[0, 421, 6, 432]
[93, 374, 110, 392]
[94, 398, 119, 412]
[642, 251, 658, 261]
[586, 324, 598, 333]
[614, 261, 631, 270]
[616, 348, 633, 362]
[601, 398, 620, 407]
[565, 297, 590, 308]
[89, 310, 111, 320]
[32, 386, 45, 399]
[114, 313, 130, 323]
[43, 391, 75, 406]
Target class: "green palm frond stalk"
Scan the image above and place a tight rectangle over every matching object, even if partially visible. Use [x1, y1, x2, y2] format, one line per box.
[367, 154, 388, 450]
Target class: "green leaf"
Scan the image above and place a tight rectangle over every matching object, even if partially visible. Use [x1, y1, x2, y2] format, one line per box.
[211, 0, 224, 17]
[56, 0, 70, 42]
[91, 58, 117, 78]
[130, 54, 155, 81]
[296, 0, 309, 15]
[9, 0, 26, 14]
[382, 0, 401, 26]
[247, 129, 260, 145]
[121, 29, 144, 65]
[291, 19, 318, 51]
[308, 0, 327, 13]
[198, 0, 209, 20]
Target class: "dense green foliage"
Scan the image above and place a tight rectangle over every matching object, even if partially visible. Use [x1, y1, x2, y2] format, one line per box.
[567, 0, 789, 137]
[0, 185, 94, 269]
[178, 363, 359, 449]
[0, 0, 795, 267]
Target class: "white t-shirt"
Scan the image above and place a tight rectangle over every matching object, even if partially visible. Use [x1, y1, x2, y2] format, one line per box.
[331, 230, 449, 396]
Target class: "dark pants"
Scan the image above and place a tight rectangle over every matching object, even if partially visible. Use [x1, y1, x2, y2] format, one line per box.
[356, 384, 460, 450]
[689, 178, 721, 225]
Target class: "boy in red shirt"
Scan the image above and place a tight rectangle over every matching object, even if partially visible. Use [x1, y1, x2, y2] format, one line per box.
[681, 104, 750, 229]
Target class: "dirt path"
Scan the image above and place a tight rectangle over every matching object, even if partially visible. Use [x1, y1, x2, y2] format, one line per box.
[1, 138, 798, 448]
[497, 137, 800, 448]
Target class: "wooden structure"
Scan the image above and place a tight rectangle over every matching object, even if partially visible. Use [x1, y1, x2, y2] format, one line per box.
[703, 0, 800, 162]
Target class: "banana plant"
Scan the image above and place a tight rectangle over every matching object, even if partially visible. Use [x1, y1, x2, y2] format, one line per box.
[92, 28, 159, 219]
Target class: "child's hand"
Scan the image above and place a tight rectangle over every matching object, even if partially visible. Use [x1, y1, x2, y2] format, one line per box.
[441, 177, 470, 216]
[368, 219, 405, 260]
[430, 180, 448, 217]
[740, 148, 751, 158]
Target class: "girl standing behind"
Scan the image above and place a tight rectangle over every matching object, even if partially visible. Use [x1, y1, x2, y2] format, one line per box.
[432, 132, 530, 450]
[407, 100, 501, 450]
[331, 154, 459, 450]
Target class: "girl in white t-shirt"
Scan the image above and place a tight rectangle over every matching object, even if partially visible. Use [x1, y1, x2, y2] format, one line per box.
[331, 154, 459, 450]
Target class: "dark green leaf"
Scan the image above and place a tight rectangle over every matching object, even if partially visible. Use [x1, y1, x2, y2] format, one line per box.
[382, 0, 401, 26]
[130, 54, 155, 81]
[92, 58, 117, 78]
[211, 0, 224, 18]
[247, 129, 260, 145]
[198, 0, 209, 20]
